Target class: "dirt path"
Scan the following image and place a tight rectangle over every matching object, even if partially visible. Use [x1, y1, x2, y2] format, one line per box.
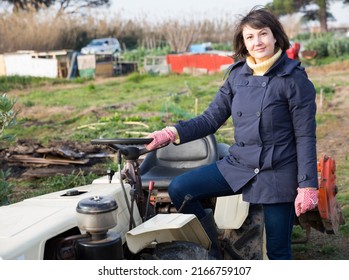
[316, 85, 349, 161]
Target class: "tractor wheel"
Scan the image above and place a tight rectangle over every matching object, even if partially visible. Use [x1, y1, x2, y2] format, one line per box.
[219, 204, 266, 260]
[140, 241, 213, 260]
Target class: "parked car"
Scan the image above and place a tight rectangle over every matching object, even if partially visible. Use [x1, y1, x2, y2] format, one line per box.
[80, 37, 121, 54]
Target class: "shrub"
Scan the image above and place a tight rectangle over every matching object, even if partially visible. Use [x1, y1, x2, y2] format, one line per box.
[304, 33, 349, 59]
[305, 36, 330, 58]
[327, 38, 349, 57]
[0, 94, 17, 205]
[0, 93, 17, 141]
[0, 170, 13, 206]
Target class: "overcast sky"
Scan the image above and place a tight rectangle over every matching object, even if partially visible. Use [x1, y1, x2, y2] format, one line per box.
[110, 0, 349, 26]
[110, 0, 271, 20]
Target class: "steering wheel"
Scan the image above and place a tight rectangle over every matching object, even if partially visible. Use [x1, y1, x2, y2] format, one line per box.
[91, 138, 153, 160]
[91, 138, 153, 146]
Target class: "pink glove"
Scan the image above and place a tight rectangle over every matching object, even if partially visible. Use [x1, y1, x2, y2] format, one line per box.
[294, 188, 318, 217]
[145, 127, 177, 151]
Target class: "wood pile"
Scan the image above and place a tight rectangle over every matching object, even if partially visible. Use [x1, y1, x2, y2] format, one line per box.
[1, 139, 113, 178]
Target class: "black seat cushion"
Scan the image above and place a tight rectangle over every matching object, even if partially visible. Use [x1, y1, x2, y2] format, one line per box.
[140, 134, 218, 189]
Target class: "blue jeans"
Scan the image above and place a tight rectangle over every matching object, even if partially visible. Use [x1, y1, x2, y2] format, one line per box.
[168, 162, 295, 260]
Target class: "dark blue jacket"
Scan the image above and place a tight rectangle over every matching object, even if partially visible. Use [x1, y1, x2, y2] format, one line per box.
[174, 52, 318, 204]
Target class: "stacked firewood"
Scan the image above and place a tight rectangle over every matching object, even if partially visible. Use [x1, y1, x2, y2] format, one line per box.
[2, 139, 113, 178]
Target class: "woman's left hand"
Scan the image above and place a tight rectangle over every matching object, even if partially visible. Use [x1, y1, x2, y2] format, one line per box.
[294, 187, 319, 216]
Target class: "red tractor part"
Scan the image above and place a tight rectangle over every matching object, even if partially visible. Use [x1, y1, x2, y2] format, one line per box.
[295, 154, 345, 242]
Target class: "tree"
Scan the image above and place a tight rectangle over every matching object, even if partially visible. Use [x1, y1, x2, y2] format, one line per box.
[266, 0, 348, 32]
[55, 0, 110, 14]
[160, 19, 203, 53]
[1, 0, 110, 14]
[2, 0, 51, 12]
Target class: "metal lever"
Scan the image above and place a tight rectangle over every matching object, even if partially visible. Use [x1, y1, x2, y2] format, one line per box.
[177, 194, 193, 213]
[144, 181, 155, 221]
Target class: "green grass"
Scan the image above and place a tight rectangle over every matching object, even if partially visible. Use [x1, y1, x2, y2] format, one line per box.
[335, 155, 349, 238]
[0, 75, 91, 92]
[8, 170, 100, 204]
[4, 72, 230, 144]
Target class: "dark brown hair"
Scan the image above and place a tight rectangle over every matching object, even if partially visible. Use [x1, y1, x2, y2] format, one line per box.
[232, 6, 290, 60]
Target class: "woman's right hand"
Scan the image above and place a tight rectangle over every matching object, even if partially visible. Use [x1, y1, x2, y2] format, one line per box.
[145, 127, 177, 151]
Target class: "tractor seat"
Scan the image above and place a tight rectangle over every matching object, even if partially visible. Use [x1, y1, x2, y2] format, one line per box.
[140, 134, 219, 189]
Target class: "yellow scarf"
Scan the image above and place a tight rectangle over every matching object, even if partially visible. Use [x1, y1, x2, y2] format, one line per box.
[246, 49, 282, 76]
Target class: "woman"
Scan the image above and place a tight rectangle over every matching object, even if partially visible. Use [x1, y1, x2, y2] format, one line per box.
[145, 6, 318, 260]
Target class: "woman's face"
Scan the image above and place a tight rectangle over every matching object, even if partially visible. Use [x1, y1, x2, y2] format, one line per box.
[242, 25, 276, 63]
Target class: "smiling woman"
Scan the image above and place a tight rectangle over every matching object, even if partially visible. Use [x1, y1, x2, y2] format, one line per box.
[144, 6, 319, 260]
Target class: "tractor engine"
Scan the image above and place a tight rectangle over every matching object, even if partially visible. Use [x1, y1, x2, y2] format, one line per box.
[56, 195, 124, 260]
